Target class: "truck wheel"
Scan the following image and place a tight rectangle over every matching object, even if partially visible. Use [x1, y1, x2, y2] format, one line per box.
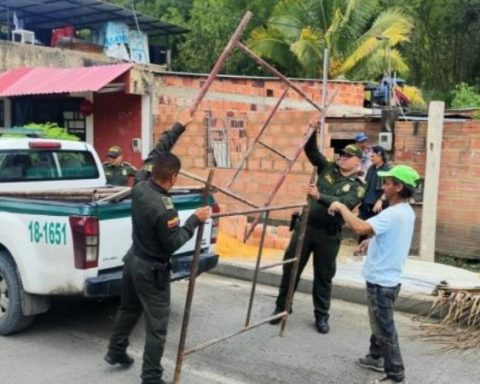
[0, 252, 34, 335]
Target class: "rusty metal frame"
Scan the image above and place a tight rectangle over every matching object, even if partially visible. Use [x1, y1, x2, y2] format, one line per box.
[172, 10, 334, 383]
[173, 176, 309, 383]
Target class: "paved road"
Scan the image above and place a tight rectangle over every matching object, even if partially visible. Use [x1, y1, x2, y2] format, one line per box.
[0, 274, 478, 384]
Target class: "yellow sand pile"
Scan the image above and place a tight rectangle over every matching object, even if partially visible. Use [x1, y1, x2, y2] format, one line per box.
[216, 232, 284, 261]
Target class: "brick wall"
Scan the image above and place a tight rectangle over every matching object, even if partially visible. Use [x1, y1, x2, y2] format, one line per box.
[153, 73, 373, 250]
[394, 120, 480, 259]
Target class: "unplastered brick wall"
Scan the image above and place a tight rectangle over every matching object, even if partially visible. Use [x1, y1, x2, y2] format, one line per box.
[394, 120, 480, 260]
[158, 74, 365, 107]
[157, 106, 331, 220]
[153, 73, 369, 250]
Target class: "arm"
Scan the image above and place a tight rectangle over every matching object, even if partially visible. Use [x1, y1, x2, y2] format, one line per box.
[309, 183, 365, 210]
[135, 109, 193, 183]
[328, 201, 374, 236]
[304, 128, 329, 172]
[157, 206, 211, 255]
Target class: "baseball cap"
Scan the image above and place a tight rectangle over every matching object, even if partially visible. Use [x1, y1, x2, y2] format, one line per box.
[371, 145, 386, 156]
[107, 145, 123, 158]
[341, 144, 363, 159]
[355, 133, 369, 143]
[378, 165, 420, 188]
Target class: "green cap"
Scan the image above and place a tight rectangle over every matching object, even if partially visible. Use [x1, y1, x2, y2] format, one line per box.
[107, 145, 123, 158]
[378, 165, 420, 188]
[341, 144, 363, 159]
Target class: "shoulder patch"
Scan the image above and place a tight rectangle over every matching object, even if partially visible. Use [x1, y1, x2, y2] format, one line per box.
[161, 196, 174, 210]
[142, 163, 153, 173]
[167, 217, 180, 228]
[357, 186, 365, 199]
[324, 173, 334, 184]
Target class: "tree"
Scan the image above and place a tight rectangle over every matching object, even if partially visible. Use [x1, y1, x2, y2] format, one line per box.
[174, 0, 277, 74]
[247, 0, 413, 80]
[392, 0, 480, 94]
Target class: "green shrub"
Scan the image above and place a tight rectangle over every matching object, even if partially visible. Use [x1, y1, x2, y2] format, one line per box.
[451, 83, 480, 108]
[24, 122, 80, 141]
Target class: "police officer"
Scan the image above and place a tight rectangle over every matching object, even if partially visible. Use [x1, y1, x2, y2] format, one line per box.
[103, 145, 137, 186]
[104, 109, 211, 384]
[270, 120, 365, 334]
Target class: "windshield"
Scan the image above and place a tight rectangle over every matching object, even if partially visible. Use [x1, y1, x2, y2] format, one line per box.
[0, 149, 99, 182]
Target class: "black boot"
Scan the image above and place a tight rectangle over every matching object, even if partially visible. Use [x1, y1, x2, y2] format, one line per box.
[315, 317, 330, 334]
[104, 352, 134, 367]
[269, 307, 293, 325]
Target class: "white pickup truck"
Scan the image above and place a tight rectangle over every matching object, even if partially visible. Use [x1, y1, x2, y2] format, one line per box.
[0, 137, 219, 335]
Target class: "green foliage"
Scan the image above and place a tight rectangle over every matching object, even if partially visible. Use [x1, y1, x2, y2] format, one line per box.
[24, 123, 80, 141]
[451, 83, 480, 109]
[247, 0, 413, 80]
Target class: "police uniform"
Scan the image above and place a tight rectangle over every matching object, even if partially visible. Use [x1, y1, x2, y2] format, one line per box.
[107, 123, 201, 384]
[103, 161, 137, 186]
[274, 134, 365, 326]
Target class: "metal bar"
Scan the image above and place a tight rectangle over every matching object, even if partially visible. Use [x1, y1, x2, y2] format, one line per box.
[245, 211, 270, 327]
[99, 187, 132, 202]
[173, 169, 215, 384]
[258, 258, 297, 271]
[236, 42, 323, 114]
[280, 170, 316, 336]
[244, 124, 317, 240]
[189, 11, 253, 115]
[243, 89, 338, 241]
[226, 87, 290, 189]
[183, 311, 288, 357]
[211, 203, 307, 219]
[258, 140, 291, 162]
[319, 48, 329, 151]
[180, 170, 259, 208]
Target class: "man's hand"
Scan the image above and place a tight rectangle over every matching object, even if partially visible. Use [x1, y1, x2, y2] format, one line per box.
[307, 184, 320, 200]
[354, 239, 370, 256]
[194, 206, 212, 222]
[328, 201, 345, 216]
[373, 199, 383, 213]
[177, 108, 194, 127]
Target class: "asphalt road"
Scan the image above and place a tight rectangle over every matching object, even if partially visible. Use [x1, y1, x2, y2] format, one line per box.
[0, 274, 478, 384]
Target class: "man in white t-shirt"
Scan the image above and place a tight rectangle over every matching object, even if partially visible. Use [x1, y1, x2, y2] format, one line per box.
[328, 164, 420, 384]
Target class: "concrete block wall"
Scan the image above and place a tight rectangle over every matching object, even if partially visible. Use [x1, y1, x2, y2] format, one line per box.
[394, 120, 480, 259]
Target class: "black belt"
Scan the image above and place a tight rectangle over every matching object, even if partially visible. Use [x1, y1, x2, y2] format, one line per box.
[135, 252, 170, 268]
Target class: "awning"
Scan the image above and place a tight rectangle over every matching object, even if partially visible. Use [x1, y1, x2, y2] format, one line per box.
[0, 64, 133, 97]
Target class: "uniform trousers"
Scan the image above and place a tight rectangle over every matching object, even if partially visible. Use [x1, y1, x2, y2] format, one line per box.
[275, 224, 341, 320]
[108, 252, 171, 384]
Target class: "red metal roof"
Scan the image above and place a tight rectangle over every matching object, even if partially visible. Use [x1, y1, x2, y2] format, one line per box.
[0, 64, 133, 97]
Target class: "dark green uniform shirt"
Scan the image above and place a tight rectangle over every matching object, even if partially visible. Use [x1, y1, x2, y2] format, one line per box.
[131, 123, 201, 262]
[103, 162, 137, 186]
[304, 133, 366, 230]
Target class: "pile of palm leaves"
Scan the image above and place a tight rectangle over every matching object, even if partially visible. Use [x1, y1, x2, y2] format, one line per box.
[417, 285, 480, 350]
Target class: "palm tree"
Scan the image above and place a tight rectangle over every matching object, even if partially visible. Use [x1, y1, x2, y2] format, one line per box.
[247, 0, 413, 80]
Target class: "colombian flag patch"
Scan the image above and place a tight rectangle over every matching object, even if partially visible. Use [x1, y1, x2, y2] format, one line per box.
[167, 217, 180, 228]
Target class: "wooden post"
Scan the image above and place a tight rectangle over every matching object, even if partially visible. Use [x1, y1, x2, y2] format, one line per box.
[420, 101, 444, 262]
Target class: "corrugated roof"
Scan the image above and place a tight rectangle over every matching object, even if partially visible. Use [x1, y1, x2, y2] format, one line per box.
[0, 0, 187, 36]
[0, 63, 132, 97]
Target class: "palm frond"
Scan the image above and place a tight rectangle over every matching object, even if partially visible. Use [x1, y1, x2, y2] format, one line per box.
[247, 26, 301, 74]
[290, 27, 325, 77]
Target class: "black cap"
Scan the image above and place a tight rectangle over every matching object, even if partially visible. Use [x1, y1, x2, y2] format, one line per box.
[371, 145, 385, 156]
